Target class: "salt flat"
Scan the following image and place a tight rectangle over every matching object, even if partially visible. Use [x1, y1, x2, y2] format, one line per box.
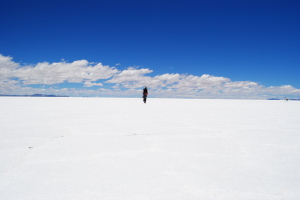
[0, 97, 300, 200]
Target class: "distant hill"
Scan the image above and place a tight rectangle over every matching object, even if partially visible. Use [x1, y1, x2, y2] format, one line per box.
[0, 94, 69, 97]
[268, 98, 300, 101]
[268, 98, 280, 100]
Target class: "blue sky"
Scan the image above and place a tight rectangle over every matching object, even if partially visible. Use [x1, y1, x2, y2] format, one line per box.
[1, 0, 300, 99]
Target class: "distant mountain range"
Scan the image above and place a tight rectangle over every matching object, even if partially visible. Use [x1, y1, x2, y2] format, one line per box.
[268, 98, 300, 101]
[0, 94, 69, 97]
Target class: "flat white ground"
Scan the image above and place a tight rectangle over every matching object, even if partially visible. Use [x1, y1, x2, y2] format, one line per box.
[0, 97, 300, 200]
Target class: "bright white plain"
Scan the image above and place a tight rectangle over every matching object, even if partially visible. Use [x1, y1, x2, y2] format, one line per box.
[0, 97, 300, 200]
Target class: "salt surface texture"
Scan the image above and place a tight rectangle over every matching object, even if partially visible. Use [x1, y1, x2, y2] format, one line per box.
[0, 97, 300, 200]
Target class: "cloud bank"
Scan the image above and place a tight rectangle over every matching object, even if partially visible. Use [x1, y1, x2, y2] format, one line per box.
[1, 54, 300, 99]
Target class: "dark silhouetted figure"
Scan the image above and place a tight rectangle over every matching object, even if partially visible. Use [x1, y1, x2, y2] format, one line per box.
[143, 87, 148, 104]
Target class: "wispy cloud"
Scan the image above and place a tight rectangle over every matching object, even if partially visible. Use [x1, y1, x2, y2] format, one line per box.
[83, 81, 104, 87]
[1, 54, 299, 99]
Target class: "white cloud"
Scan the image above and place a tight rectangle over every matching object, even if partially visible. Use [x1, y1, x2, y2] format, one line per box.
[0, 80, 21, 94]
[83, 81, 103, 87]
[106, 67, 155, 88]
[0, 54, 20, 81]
[170, 74, 230, 90]
[263, 85, 300, 95]
[0, 54, 19, 70]
[107, 68, 183, 89]
[221, 81, 262, 97]
[152, 73, 182, 87]
[107, 67, 153, 83]
[161, 74, 231, 98]
[224, 81, 259, 89]
[1, 54, 300, 99]
[13, 60, 119, 85]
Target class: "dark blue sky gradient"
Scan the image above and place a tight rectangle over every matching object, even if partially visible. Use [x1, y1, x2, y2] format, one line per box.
[1, 0, 299, 87]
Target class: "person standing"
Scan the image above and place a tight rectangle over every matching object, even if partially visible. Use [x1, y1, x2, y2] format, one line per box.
[143, 87, 148, 103]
